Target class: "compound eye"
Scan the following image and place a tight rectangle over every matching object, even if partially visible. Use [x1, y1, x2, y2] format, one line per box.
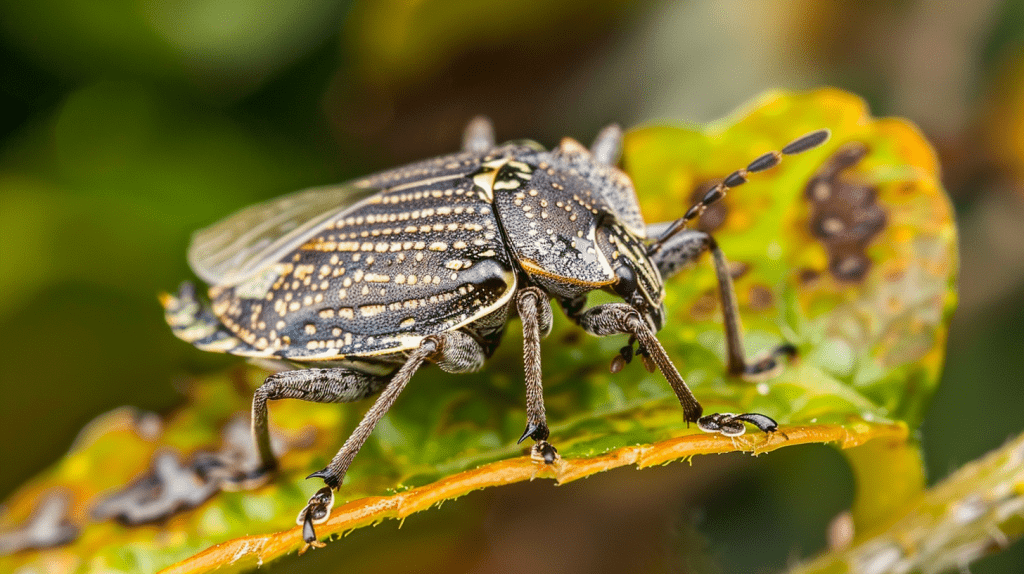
[613, 264, 638, 298]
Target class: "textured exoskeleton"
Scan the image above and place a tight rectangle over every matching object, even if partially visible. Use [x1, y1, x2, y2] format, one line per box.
[163, 117, 829, 546]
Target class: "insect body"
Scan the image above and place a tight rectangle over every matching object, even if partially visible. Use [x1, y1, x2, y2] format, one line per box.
[163, 118, 829, 546]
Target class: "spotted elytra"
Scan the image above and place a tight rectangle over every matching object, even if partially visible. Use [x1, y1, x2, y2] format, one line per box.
[162, 117, 830, 548]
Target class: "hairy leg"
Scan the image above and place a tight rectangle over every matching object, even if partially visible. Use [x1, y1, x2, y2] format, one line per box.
[296, 331, 487, 545]
[251, 367, 391, 481]
[515, 287, 558, 463]
[575, 303, 781, 443]
[575, 302, 703, 423]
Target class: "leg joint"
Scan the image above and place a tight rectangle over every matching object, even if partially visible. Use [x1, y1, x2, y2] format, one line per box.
[429, 331, 486, 374]
[517, 287, 553, 336]
[515, 286, 546, 308]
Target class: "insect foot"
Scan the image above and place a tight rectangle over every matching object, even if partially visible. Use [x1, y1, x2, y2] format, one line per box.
[530, 441, 560, 465]
[306, 468, 341, 489]
[697, 412, 781, 437]
[518, 420, 549, 445]
[297, 486, 335, 551]
[741, 343, 799, 382]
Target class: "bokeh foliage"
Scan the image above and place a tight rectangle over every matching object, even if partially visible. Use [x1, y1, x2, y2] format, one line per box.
[0, 90, 957, 573]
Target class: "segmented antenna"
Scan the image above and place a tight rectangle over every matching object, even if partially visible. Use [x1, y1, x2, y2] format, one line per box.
[647, 129, 831, 254]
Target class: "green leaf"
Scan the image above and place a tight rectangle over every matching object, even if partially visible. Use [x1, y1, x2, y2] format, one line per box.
[0, 89, 957, 573]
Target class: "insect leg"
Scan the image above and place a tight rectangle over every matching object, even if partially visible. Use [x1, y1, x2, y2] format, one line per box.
[515, 287, 558, 464]
[645, 228, 711, 280]
[647, 227, 795, 380]
[705, 235, 797, 380]
[251, 368, 391, 481]
[307, 339, 436, 489]
[305, 330, 485, 490]
[298, 332, 485, 547]
[590, 123, 623, 165]
[697, 412, 785, 443]
[462, 115, 495, 153]
[576, 303, 703, 423]
[574, 303, 785, 437]
[730, 412, 780, 433]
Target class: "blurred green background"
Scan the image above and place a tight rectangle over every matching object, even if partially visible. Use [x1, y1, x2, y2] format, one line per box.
[1, 1, 1022, 572]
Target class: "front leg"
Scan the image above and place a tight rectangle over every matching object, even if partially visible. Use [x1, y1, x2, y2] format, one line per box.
[576, 303, 703, 423]
[247, 366, 392, 549]
[577, 303, 780, 438]
[648, 227, 796, 380]
[515, 287, 558, 464]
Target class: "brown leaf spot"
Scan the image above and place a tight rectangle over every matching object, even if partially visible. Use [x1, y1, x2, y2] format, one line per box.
[797, 267, 822, 286]
[747, 285, 774, 311]
[690, 290, 718, 320]
[805, 143, 887, 282]
[728, 261, 750, 280]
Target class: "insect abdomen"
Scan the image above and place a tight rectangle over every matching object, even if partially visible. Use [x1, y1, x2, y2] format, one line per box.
[208, 174, 517, 360]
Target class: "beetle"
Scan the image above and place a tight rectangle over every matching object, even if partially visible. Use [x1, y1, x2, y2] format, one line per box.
[162, 117, 829, 546]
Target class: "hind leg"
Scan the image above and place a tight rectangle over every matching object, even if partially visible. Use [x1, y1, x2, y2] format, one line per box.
[298, 331, 486, 546]
[306, 331, 484, 489]
[249, 367, 391, 483]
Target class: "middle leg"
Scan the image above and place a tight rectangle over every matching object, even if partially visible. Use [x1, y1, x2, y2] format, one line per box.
[307, 330, 486, 488]
[515, 287, 558, 463]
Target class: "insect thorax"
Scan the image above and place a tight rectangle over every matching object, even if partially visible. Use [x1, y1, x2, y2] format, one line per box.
[489, 141, 665, 318]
